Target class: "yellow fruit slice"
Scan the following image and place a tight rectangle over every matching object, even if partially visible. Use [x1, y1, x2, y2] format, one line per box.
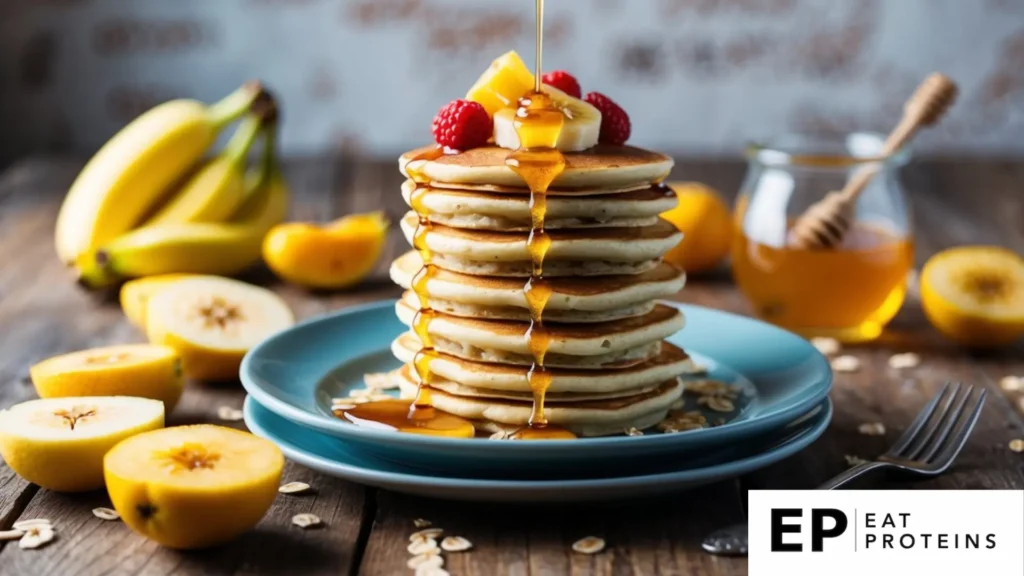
[920, 246, 1024, 347]
[466, 50, 535, 116]
[145, 276, 294, 380]
[104, 424, 283, 549]
[30, 344, 185, 411]
[661, 182, 733, 273]
[262, 212, 389, 289]
[120, 274, 195, 328]
[0, 396, 164, 492]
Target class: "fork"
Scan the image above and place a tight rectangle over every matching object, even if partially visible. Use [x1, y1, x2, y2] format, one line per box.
[702, 382, 987, 556]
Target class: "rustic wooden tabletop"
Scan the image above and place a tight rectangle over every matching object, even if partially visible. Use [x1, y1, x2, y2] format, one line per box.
[0, 156, 1022, 576]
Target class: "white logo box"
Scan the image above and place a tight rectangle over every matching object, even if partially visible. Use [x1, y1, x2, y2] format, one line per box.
[749, 490, 1024, 576]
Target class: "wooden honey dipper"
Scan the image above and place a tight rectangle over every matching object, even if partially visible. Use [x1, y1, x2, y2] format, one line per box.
[789, 73, 958, 249]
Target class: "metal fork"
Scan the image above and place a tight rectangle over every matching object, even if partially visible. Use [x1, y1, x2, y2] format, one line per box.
[702, 382, 987, 556]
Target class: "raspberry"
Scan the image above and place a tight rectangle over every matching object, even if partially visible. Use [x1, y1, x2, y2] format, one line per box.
[431, 99, 491, 150]
[541, 70, 582, 98]
[585, 92, 631, 146]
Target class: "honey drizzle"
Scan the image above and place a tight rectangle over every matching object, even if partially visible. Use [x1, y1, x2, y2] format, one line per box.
[504, 0, 568, 433]
[406, 147, 447, 414]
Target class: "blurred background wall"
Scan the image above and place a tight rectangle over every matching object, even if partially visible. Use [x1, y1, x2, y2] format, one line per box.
[1, 0, 1023, 164]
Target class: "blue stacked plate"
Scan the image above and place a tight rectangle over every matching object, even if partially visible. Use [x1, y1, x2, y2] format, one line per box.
[240, 301, 831, 493]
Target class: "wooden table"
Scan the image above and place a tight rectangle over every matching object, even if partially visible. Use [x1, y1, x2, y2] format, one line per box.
[0, 156, 1022, 576]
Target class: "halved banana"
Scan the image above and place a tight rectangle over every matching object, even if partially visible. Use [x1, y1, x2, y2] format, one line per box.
[493, 85, 601, 153]
[145, 276, 294, 381]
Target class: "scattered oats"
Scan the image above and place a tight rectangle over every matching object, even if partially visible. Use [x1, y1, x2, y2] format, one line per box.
[440, 535, 473, 552]
[669, 398, 685, 410]
[624, 427, 643, 437]
[415, 567, 449, 576]
[685, 380, 738, 398]
[13, 519, 51, 531]
[407, 550, 443, 570]
[662, 427, 680, 434]
[572, 536, 606, 554]
[488, 430, 508, 440]
[92, 507, 119, 521]
[291, 513, 322, 529]
[845, 455, 870, 467]
[689, 364, 708, 375]
[0, 530, 24, 541]
[217, 406, 243, 421]
[364, 371, 398, 390]
[888, 352, 921, 369]
[858, 422, 886, 436]
[704, 397, 735, 413]
[811, 337, 841, 356]
[1009, 439, 1024, 453]
[279, 482, 312, 495]
[413, 518, 432, 528]
[18, 526, 54, 550]
[407, 537, 439, 555]
[1000, 376, 1023, 392]
[410, 528, 444, 542]
[831, 355, 861, 373]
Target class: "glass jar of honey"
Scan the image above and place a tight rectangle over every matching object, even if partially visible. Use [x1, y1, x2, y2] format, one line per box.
[732, 132, 915, 342]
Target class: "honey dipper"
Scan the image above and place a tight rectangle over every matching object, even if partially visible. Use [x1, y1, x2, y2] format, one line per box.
[789, 73, 958, 249]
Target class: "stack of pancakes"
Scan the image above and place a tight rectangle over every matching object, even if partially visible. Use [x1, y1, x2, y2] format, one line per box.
[390, 144, 693, 437]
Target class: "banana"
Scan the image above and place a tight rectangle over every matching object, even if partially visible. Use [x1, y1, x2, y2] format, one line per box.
[143, 111, 264, 226]
[54, 82, 264, 264]
[492, 85, 602, 152]
[76, 126, 290, 289]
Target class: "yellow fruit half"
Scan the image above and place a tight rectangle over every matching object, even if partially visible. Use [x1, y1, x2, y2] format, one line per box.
[0, 396, 164, 492]
[104, 424, 283, 549]
[262, 212, 389, 290]
[145, 277, 294, 381]
[921, 246, 1024, 347]
[120, 274, 195, 328]
[466, 50, 535, 116]
[661, 182, 733, 273]
[30, 344, 184, 412]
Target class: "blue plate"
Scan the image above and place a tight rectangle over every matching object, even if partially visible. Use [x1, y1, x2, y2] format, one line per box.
[244, 395, 831, 502]
[241, 300, 832, 476]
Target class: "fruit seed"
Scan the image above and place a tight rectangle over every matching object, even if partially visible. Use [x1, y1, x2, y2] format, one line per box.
[292, 513, 322, 529]
[278, 482, 312, 495]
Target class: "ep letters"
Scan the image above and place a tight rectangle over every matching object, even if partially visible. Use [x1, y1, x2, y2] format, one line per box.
[749, 490, 1024, 576]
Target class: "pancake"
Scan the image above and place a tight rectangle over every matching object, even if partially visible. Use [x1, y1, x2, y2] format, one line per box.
[427, 334, 661, 368]
[409, 371, 664, 403]
[395, 369, 684, 437]
[399, 145, 674, 190]
[427, 254, 661, 277]
[401, 180, 677, 231]
[411, 296, 653, 323]
[396, 297, 685, 357]
[400, 212, 681, 265]
[391, 251, 686, 322]
[392, 332, 695, 393]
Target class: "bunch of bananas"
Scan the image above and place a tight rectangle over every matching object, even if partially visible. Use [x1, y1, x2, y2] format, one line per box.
[59, 82, 290, 289]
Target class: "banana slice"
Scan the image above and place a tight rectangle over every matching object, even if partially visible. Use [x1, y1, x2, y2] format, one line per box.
[145, 276, 294, 381]
[493, 85, 601, 153]
[0, 396, 165, 492]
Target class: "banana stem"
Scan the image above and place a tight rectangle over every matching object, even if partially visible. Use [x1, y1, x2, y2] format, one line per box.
[223, 114, 264, 168]
[205, 81, 264, 128]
